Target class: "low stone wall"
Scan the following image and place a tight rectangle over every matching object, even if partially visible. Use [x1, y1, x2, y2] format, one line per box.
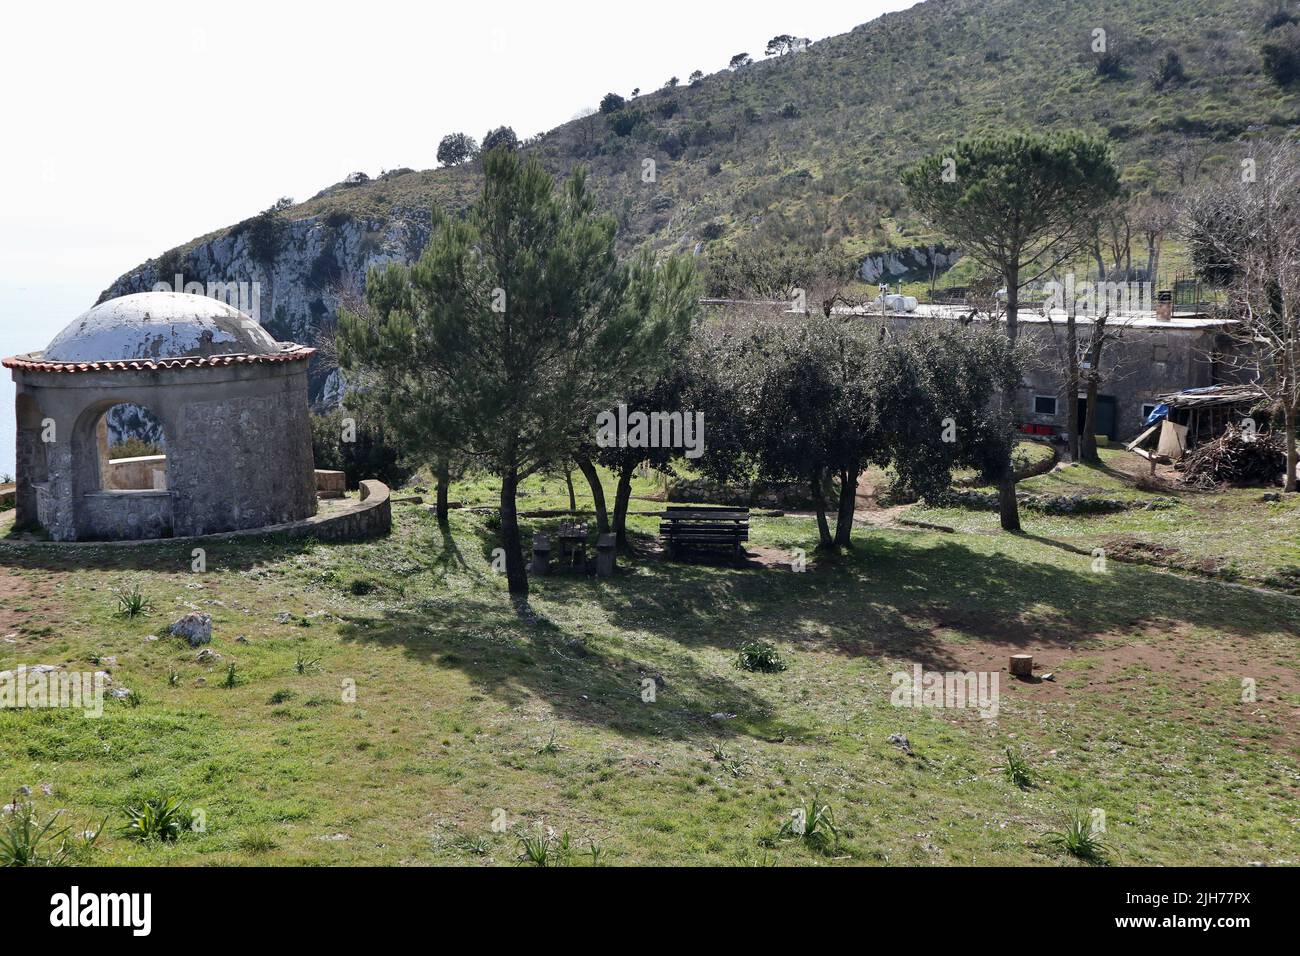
[938, 489, 1178, 514]
[78, 490, 174, 540]
[105, 455, 167, 491]
[1, 481, 391, 549]
[667, 477, 813, 509]
[0, 483, 14, 511]
[315, 469, 346, 499]
[305, 480, 391, 542]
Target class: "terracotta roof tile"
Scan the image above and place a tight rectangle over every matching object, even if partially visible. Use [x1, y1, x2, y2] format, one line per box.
[2, 345, 316, 374]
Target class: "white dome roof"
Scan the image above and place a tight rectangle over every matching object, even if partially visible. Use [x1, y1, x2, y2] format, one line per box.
[43, 292, 280, 363]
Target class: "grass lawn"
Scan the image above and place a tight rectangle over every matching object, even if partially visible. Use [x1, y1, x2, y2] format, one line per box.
[0, 462, 1296, 866]
[909, 447, 1300, 592]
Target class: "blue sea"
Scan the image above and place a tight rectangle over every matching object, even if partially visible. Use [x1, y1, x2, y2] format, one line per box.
[0, 279, 103, 478]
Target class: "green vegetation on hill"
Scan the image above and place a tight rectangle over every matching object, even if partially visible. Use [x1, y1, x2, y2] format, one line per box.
[159, 0, 1298, 269]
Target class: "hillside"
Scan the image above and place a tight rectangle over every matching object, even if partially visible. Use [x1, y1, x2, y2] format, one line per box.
[102, 0, 1300, 404]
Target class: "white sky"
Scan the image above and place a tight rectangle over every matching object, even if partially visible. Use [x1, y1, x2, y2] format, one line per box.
[0, 0, 916, 287]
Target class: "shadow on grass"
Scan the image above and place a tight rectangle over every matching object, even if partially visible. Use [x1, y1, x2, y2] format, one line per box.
[570, 529, 1300, 671]
[0, 533, 327, 575]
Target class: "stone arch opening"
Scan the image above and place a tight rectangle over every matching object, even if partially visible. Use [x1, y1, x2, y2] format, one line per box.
[98, 403, 168, 491]
[71, 399, 174, 540]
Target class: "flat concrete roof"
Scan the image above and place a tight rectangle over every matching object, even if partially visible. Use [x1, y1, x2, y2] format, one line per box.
[836, 303, 1235, 330]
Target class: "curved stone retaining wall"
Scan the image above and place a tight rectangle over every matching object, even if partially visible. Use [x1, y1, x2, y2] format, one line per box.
[0, 481, 390, 549]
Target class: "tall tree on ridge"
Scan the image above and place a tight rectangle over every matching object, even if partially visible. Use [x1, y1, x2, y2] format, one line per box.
[902, 131, 1122, 530]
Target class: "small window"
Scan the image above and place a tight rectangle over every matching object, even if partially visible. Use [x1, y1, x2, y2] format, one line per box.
[1033, 395, 1058, 415]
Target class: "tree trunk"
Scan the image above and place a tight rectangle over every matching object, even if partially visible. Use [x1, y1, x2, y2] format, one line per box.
[997, 463, 1021, 532]
[833, 467, 858, 549]
[1081, 331, 1105, 465]
[1000, 264, 1023, 532]
[576, 456, 609, 533]
[499, 470, 528, 596]
[435, 459, 450, 526]
[1081, 377, 1101, 464]
[1066, 314, 1080, 461]
[811, 469, 833, 550]
[1285, 405, 1298, 493]
[1004, 266, 1020, 344]
[612, 461, 636, 552]
[565, 469, 576, 512]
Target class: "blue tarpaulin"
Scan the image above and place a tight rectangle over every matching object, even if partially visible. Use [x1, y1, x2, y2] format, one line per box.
[1143, 403, 1169, 427]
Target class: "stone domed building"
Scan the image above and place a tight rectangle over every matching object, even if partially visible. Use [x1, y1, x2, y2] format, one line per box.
[3, 292, 319, 541]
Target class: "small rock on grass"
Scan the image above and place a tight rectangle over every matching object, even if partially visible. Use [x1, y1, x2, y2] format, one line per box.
[169, 613, 212, 647]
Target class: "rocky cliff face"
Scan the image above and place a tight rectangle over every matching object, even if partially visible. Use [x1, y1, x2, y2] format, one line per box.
[858, 244, 961, 284]
[105, 209, 964, 416]
[101, 210, 431, 408]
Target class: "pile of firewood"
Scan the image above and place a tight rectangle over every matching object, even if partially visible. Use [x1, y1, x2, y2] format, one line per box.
[1176, 425, 1287, 487]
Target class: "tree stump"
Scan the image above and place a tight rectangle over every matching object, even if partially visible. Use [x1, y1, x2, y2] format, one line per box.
[1010, 654, 1034, 678]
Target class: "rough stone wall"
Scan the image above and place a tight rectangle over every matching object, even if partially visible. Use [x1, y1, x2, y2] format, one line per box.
[171, 379, 317, 537]
[13, 392, 48, 530]
[1016, 324, 1231, 440]
[77, 491, 173, 540]
[11, 361, 317, 541]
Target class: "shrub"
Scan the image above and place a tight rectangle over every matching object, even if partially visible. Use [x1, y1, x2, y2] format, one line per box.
[608, 109, 645, 137]
[1, 795, 104, 866]
[121, 793, 187, 843]
[109, 437, 163, 459]
[1262, 25, 1300, 85]
[735, 639, 787, 673]
[1045, 808, 1111, 864]
[114, 582, 154, 618]
[482, 126, 519, 153]
[310, 409, 413, 490]
[234, 197, 293, 265]
[1149, 49, 1187, 89]
[779, 792, 838, 853]
[599, 92, 626, 114]
[1003, 747, 1034, 789]
[517, 828, 572, 866]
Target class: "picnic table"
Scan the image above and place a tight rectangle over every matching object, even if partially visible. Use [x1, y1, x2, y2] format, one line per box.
[658, 506, 750, 565]
[556, 520, 589, 572]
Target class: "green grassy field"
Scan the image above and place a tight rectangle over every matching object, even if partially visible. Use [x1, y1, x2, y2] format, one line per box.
[0, 459, 1296, 866]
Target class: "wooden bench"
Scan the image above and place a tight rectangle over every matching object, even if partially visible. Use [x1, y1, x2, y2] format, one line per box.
[659, 506, 749, 565]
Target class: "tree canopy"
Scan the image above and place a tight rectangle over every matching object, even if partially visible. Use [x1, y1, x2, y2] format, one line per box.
[339, 148, 695, 595]
[436, 132, 478, 167]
